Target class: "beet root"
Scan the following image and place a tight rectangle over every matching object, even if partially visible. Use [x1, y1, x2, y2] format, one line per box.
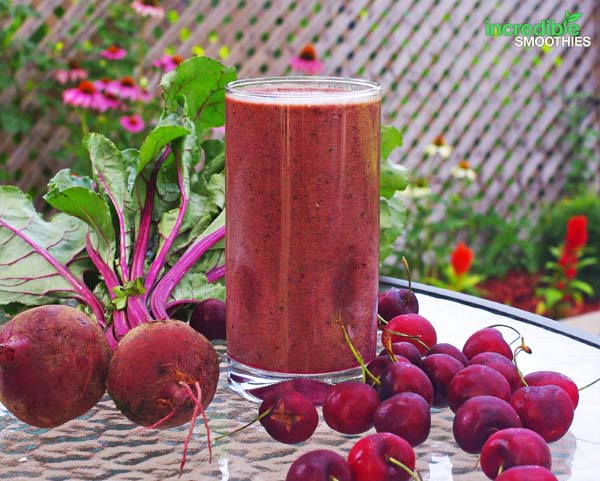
[0, 305, 111, 428]
[106, 319, 219, 429]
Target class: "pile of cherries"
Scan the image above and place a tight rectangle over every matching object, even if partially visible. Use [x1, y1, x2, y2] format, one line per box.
[239, 287, 585, 481]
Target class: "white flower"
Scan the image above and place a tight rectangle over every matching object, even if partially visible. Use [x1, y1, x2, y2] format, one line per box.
[424, 134, 453, 158]
[451, 160, 477, 181]
[401, 178, 432, 198]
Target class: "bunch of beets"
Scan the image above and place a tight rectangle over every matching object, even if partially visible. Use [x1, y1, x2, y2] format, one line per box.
[240, 287, 582, 481]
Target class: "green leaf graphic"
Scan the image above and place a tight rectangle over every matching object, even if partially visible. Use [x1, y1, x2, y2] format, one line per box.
[568, 12, 582, 23]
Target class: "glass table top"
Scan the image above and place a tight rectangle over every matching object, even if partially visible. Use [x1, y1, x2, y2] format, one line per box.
[1, 280, 599, 480]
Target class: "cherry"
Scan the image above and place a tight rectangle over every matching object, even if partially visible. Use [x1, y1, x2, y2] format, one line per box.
[259, 391, 319, 444]
[379, 342, 424, 368]
[382, 313, 437, 355]
[373, 392, 431, 447]
[189, 298, 226, 340]
[480, 428, 551, 480]
[380, 361, 434, 405]
[462, 327, 513, 360]
[453, 395, 522, 453]
[249, 379, 333, 406]
[323, 381, 380, 435]
[366, 355, 411, 388]
[421, 353, 464, 408]
[495, 466, 558, 481]
[286, 449, 354, 481]
[347, 432, 418, 481]
[378, 288, 419, 321]
[510, 385, 574, 442]
[427, 342, 468, 366]
[447, 364, 511, 412]
[523, 371, 579, 409]
[468, 352, 523, 392]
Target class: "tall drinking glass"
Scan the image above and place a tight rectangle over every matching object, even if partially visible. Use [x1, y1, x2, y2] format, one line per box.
[225, 77, 381, 399]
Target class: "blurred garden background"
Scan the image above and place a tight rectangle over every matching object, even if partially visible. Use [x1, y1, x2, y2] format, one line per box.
[1, 0, 599, 322]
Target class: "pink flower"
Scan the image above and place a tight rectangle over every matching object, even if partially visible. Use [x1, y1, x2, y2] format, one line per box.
[138, 88, 153, 103]
[53, 60, 87, 84]
[152, 54, 184, 73]
[212, 126, 225, 137]
[94, 77, 113, 92]
[106, 76, 142, 100]
[101, 45, 127, 60]
[120, 114, 145, 133]
[101, 91, 121, 110]
[131, 0, 164, 19]
[290, 44, 323, 75]
[62, 80, 108, 111]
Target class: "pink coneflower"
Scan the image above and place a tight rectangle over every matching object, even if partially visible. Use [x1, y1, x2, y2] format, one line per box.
[101, 91, 121, 110]
[138, 88, 153, 103]
[62, 80, 108, 111]
[107, 76, 141, 100]
[54, 60, 87, 84]
[120, 114, 145, 133]
[131, 0, 164, 19]
[152, 54, 184, 73]
[94, 77, 113, 92]
[101, 45, 127, 60]
[290, 44, 323, 75]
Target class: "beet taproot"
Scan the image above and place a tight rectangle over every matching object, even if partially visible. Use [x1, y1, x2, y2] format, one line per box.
[106, 319, 219, 429]
[0, 305, 110, 428]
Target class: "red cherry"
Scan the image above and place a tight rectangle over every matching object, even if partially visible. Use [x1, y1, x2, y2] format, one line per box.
[323, 381, 380, 435]
[453, 395, 522, 454]
[480, 428, 551, 479]
[447, 364, 511, 412]
[382, 313, 437, 355]
[380, 362, 434, 405]
[462, 327, 512, 360]
[259, 392, 319, 444]
[286, 449, 354, 481]
[510, 385, 574, 442]
[523, 371, 579, 409]
[495, 465, 558, 481]
[348, 432, 417, 481]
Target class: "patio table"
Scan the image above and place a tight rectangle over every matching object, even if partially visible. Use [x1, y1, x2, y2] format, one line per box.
[1, 277, 599, 480]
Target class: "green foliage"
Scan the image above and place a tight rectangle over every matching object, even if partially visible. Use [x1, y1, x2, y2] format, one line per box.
[535, 194, 600, 294]
[0, 1, 168, 184]
[563, 93, 600, 196]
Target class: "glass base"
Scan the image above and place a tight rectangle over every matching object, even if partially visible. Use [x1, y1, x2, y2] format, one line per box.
[227, 357, 364, 403]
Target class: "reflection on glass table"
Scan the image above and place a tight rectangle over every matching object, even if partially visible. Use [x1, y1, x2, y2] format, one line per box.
[1, 278, 599, 481]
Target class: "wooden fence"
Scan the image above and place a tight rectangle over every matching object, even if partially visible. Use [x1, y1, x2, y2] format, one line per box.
[1, 0, 599, 219]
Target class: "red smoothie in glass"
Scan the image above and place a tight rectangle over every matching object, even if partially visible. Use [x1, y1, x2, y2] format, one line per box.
[225, 78, 380, 376]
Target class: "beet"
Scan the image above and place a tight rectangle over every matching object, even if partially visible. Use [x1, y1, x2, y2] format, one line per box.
[0, 305, 110, 428]
[106, 319, 219, 429]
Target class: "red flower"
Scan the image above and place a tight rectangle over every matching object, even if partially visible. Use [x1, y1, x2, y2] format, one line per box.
[451, 241, 473, 276]
[565, 215, 588, 250]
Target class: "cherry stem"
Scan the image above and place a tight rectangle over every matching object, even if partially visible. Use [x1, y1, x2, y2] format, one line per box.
[336, 319, 380, 385]
[382, 335, 399, 363]
[401, 256, 413, 307]
[385, 329, 431, 353]
[512, 337, 532, 387]
[385, 456, 422, 481]
[578, 377, 600, 391]
[330, 477, 340, 481]
[378, 313, 389, 325]
[498, 464, 504, 476]
[485, 324, 522, 346]
[213, 406, 273, 441]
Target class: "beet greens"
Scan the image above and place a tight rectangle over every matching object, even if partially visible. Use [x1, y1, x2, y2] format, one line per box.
[0, 57, 235, 348]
